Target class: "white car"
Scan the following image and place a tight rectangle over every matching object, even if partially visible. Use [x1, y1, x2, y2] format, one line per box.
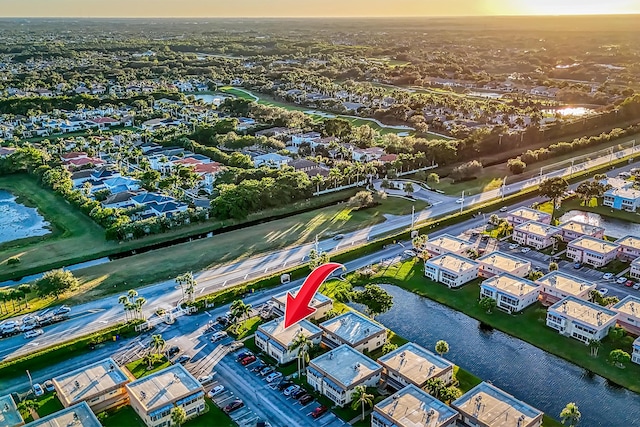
[508, 243, 519, 250]
[24, 329, 44, 339]
[598, 288, 609, 296]
[520, 247, 531, 253]
[210, 331, 228, 342]
[198, 374, 214, 384]
[456, 198, 464, 204]
[403, 250, 417, 258]
[499, 207, 508, 212]
[616, 276, 627, 284]
[207, 385, 225, 398]
[33, 383, 44, 397]
[602, 273, 615, 280]
[633, 283, 640, 290]
[265, 372, 283, 383]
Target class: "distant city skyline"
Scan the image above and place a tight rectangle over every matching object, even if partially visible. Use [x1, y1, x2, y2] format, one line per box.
[1, 0, 639, 18]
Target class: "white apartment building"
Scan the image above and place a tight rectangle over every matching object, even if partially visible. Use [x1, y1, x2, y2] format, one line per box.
[421, 234, 472, 256]
[476, 252, 531, 278]
[320, 311, 387, 353]
[424, 253, 479, 288]
[566, 236, 619, 268]
[377, 342, 454, 391]
[535, 271, 596, 305]
[559, 220, 605, 242]
[615, 235, 640, 261]
[269, 287, 333, 321]
[512, 221, 561, 250]
[507, 207, 551, 225]
[632, 337, 640, 365]
[480, 274, 541, 313]
[546, 296, 619, 343]
[372, 384, 458, 427]
[631, 257, 640, 280]
[612, 296, 640, 336]
[255, 317, 323, 364]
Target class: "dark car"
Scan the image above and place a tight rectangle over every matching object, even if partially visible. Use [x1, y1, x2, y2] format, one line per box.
[298, 394, 314, 405]
[311, 406, 328, 419]
[241, 355, 257, 365]
[167, 346, 180, 357]
[277, 381, 294, 391]
[259, 366, 275, 376]
[292, 388, 306, 399]
[237, 351, 253, 361]
[223, 399, 244, 413]
[174, 355, 191, 365]
[251, 363, 268, 372]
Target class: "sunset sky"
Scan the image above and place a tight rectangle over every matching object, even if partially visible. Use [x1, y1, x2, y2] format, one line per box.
[1, 0, 639, 17]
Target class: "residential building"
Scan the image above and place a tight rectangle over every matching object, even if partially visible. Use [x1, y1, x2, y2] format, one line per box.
[603, 187, 640, 212]
[566, 236, 619, 268]
[633, 337, 640, 365]
[320, 311, 387, 352]
[424, 253, 479, 288]
[536, 271, 596, 305]
[559, 220, 605, 242]
[546, 296, 618, 343]
[126, 364, 205, 427]
[270, 287, 333, 321]
[476, 252, 531, 278]
[372, 384, 458, 427]
[253, 153, 292, 169]
[615, 235, 640, 261]
[613, 296, 640, 335]
[0, 394, 24, 427]
[479, 274, 541, 313]
[378, 342, 454, 390]
[102, 191, 138, 209]
[451, 382, 543, 427]
[53, 357, 130, 413]
[512, 221, 561, 250]
[507, 207, 551, 225]
[631, 257, 640, 280]
[421, 234, 472, 256]
[307, 345, 382, 407]
[352, 147, 385, 163]
[255, 317, 323, 364]
[24, 402, 101, 427]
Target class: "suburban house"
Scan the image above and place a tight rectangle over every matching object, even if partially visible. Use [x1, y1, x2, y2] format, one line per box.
[255, 317, 323, 365]
[0, 394, 24, 427]
[476, 252, 531, 278]
[269, 287, 333, 321]
[512, 221, 561, 250]
[566, 236, 619, 268]
[451, 382, 544, 427]
[372, 384, 458, 427]
[630, 257, 640, 280]
[352, 147, 385, 163]
[377, 342, 454, 390]
[546, 296, 618, 343]
[615, 235, 640, 261]
[291, 132, 321, 147]
[535, 271, 596, 305]
[25, 402, 101, 427]
[507, 207, 551, 225]
[307, 345, 382, 407]
[612, 296, 640, 335]
[633, 337, 640, 365]
[126, 364, 205, 427]
[421, 234, 472, 256]
[102, 191, 138, 209]
[319, 311, 387, 353]
[603, 186, 640, 212]
[253, 153, 292, 169]
[424, 253, 479, 288]
[559, 220, 605, 242]
[53, 358, 130, 413]
[479, 274, 541, 313]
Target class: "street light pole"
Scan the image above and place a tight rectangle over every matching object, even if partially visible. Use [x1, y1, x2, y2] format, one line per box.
[460, 191, 464, 215]
[501, 176, 507, 201]
[411, 205, 415, 230]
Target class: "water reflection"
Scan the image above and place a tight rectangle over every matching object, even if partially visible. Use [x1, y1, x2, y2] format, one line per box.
[558, 210, 640, 239]
[0, 190, 51, 244]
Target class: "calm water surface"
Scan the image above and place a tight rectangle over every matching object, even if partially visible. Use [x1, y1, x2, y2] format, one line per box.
[0, 190, 51, 244]
[559, 209, 640, 239]
[360, 284, 640, 427]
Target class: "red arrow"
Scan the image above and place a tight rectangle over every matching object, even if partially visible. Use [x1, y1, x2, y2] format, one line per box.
[284, 262, 344, 328]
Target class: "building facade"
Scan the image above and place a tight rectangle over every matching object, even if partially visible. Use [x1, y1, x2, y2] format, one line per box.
[631, 257, 640, 280]
[372, 384, 458, 427]
[535, 271, 596, 305]
[612, 296, 640, 336]
[546, 296, 618, 343]
[476, 252, 531, 278]
[603, 187, 640, 212]
[424, 253, 479, 288]
[615, 235, 640, 261]
[378, 342, 454, 391]
[320, 311, 387, 353]
[24, 402, 101, 427]
[566, 236, 619, 268]
[633, 337, 640, 365]
[507, 207, 551, 225]
[422, 234, 472, 257]
[479, 274, 541, 313]
[512, 221, 561, 250]
[269, 288, 333, 321]
[255, 317, 323, 364]
[559, 220, 605, 242]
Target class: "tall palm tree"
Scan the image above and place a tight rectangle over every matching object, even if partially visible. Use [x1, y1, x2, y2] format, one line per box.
[350, 385, 374, 421]
[118, 295, 130, 322]
[135, 297, 147, 320]
[435, 340, 450, 358]
[170, 406, 187, 427]
[230, 300, 252, 324]
[176, 272, 197, 304]
[150, 334, 165, 356]
[289, 332, 314, 378]
[560, 402, 581, 426]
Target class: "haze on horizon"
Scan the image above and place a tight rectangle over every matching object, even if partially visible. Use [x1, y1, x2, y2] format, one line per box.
[2, 0, 639, 18]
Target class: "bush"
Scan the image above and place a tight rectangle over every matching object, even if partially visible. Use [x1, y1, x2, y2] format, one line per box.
[7, 257, 20, 265]
[507, 158, 526, 175]
[449, 160, 482, 182]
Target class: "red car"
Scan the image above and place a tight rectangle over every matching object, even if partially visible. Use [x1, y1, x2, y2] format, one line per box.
[311, 405, 328, 419]
[625, 280, 635, 287]
[223, 399, 244, 413]
[241, 355, 256, 365]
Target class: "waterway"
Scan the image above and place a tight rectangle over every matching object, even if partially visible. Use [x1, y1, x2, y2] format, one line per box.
[357, 284, 640, 427]
[559, 210, 640, 239]
[0, 190, 51, 244]
[193, 93, 228, 106]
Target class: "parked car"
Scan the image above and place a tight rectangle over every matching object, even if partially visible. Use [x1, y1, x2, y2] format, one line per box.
[283, 385, 300, 396]
[20, 323, 36, 332]
[259, 366, 275, 377]
[198, 374, 214, 384]
[311, 406, 328, 419]
[333, 234, 345, 240]
[33, 383, 44, 397]
[210, 331, 228, 342]
[616, 276, 628, 284]
[520, 247, 531, 253]
[24, 329, 44, 339]
[298, 394, 314, 405]
[53, 305, 71, 316]
[277, 381, 294, 391]
[602, 273, 615, 280]
[292, 389, 306, 399]
[251, 363, 268, 373]
[499, 206, 508, 212]
[508, 243, 519, 250]
[241, 355, 257, 365]
[43, 380, 55, 393]
[403, 250, 417, 257]
[207, 385, 225, 398]
[223, 399, 244, 413]
[236, 351, 253, 361]
[625, 280, 635, 287]
[633, 283, 640, 290]
[265, 372, 283, 383]
[573, 263, 582, 269]
[167, 346, 180, 357]
[598, 288, 609, 296]
[456, 198, 464, 204]
[174, 355, 191, 365]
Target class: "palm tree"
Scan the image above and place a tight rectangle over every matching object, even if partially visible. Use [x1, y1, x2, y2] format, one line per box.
[17, 399, 38, 420]
[135, 297, 147, 320]
[170, 406, 187, 427]
[118, 295, 130, 322]
[175, 272, 197, 304]
[230, 300, 252, 325]
[588, 339, 602, 357]
[560, 402, 581, 426]
[289, 331, 314, 378]
[143, 352, 158, 370]
[350, 385, 374, 421]
[435, 340, 450, 358]
[150, 334, 166, 356]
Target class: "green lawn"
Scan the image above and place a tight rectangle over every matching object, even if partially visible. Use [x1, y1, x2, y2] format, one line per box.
[100, 405, 146, 427]
[33, 393, 64, 417]
[125, 356, 171, 379]
[184, 399, 236, 427]
[227, 316, 262, 340]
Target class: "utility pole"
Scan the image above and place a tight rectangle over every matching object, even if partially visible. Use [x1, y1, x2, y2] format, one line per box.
[314, 234, 320, 253]
[411, 205, 415, 230]
[501, 176, 507, 201]
[569, 159, 574, 178]
[459, 191, 464, 215]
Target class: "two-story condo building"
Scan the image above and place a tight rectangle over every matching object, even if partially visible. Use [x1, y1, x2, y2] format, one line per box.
[479, 274, 541, 313]
[126, 365, 205, 427]
[476, 252, 531, 278]
[632, 337, 640, 365]
[535, 271, 596, 305]
[512, 221, 561, 250]
[631, 257, 640, 280]
[546, 296, 619, 343]
[269, 287, 333, 321]
[566, 236, 619, 268]
[424, 253, 479, 288]
[507, 207, 551, 225]
[612, 296, 640, 335]
[603, 187, 640, 212]
[255, 317, 323, 364]
[53, 358, 130, 413]
[372, 384, 458, 427]
[421, 234, 472, 256]
[559, 220, 605, 242]
[615, 235, 640, 261]
[320, 311, 387, 353]
[26, 402, 101, 427]
[378, 342, 454, 391]
[451, 382, 544, 427]
[0, 394, 24, 427]
[307, 345, 382, 407]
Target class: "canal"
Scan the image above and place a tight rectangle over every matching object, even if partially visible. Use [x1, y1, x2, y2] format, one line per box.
[366, 284, 640, 427]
